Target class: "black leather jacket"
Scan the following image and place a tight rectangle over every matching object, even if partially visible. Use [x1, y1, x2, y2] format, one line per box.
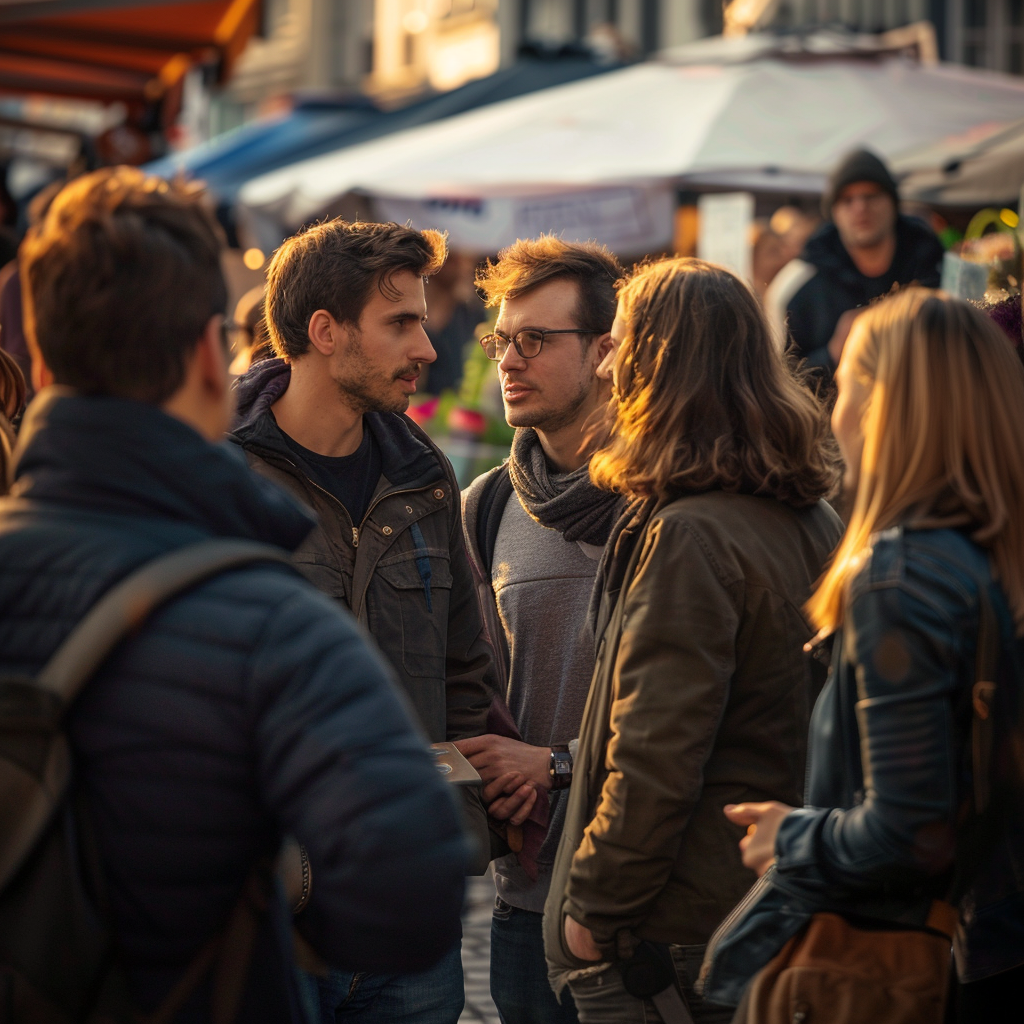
[702, 526, 1024, 1005]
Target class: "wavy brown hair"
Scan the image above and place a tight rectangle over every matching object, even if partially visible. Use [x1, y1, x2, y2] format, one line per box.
[590, 258, 839, 506]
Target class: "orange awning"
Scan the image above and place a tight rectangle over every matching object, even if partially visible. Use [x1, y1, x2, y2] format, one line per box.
[0, 0, 260, 113]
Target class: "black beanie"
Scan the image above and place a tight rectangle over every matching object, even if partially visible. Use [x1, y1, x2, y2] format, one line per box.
[823, 149, 899, 216]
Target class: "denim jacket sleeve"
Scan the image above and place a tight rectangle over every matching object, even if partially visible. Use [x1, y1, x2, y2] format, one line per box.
[774, 565, 971, 893]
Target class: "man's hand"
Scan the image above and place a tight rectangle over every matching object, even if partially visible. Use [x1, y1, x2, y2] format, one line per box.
[723, 801, 793, 877]
[827, 308, 860, 366]
[564, 915, 603, 961]
[453, 734, 552, 795]
[486, 771, 538, 825]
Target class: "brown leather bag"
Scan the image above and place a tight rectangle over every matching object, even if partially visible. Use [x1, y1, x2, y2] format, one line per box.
[731, 901, 957, 1024]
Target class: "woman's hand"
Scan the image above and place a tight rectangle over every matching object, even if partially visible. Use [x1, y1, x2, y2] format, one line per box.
[724, 801, 793, 876]
[564, 915, 603, 961]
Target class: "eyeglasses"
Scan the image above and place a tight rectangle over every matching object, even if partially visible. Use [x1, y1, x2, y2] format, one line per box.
[479, 328, 596, 361]
[222, 321, 254, 353]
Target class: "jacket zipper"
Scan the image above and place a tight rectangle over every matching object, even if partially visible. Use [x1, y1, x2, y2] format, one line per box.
[697, 869, 775, 991]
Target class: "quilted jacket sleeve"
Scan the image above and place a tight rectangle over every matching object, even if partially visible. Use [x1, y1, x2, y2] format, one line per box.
[248, 582, 471, 972]
[774, 580, 967, 891]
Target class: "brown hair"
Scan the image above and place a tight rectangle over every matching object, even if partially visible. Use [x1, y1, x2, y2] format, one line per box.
[475, 235, 623, 335]
[265, 219, 447, 360]
[0, 348, 26, 422]
[590, 258, 839, 506]
[808, 288, 1024, 634]
[19, 167, 226, 403]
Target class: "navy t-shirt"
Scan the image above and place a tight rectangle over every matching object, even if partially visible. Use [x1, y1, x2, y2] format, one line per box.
[276, 420, 381, 524]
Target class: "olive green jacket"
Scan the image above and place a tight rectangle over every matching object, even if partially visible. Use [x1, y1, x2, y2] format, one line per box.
[544, 491, 842, 988]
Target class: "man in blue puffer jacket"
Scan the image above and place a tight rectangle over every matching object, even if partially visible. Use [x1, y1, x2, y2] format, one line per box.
[0, 167, 470, 1021]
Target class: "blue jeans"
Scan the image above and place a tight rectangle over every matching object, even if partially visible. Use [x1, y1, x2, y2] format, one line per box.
[299, 944, 464, 1024]
[490, 896, 579, 1024]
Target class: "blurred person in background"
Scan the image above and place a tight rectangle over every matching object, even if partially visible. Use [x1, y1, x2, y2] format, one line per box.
[422, 251, 485, 395]
[228, 283, 274, 377]
[766, 149, 943, 377]
[0, 167, 470, 1022]
[230, 219, 496, 1024]
[459, 237, 625, 1024]
[706, 289, 1024, 1023]
[543, 258, 842, 1023]
[0, 347, 25, 492]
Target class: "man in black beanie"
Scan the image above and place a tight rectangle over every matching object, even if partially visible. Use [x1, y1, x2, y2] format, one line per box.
[765, 148, 943, 376]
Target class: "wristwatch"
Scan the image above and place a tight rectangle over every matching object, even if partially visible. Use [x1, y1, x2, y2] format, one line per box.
[549, 744, 573, 790]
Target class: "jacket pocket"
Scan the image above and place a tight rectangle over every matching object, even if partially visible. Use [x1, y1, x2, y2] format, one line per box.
[374, 552, 453, 679]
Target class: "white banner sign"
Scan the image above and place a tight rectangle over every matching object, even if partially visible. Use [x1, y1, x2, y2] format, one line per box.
[375, 185, 675, 255]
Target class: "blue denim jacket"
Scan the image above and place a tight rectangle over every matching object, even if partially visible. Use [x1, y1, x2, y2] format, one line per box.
[701, 526, 1024, 1005]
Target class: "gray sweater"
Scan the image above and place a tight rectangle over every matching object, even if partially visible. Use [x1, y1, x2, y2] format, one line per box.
[490, 487, 600, 912]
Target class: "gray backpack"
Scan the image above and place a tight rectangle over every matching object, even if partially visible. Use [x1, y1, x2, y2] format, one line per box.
[0, 539, 291, 1023]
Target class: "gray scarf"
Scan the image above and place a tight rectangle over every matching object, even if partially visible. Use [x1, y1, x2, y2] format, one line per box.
[507, 428, 623, 546]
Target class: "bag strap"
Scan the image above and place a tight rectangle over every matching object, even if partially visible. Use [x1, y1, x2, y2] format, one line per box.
[36, 539, 292, 707]
[476, 464, 513, 577]
[950, 577, 1005, 903]
[141, 863, 270, 1024]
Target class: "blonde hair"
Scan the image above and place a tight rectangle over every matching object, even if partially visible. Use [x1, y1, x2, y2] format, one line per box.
[808, 288, 1024, 634]
[590, 258, 839, 506]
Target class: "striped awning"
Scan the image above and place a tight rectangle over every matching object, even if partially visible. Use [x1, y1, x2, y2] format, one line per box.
[0, 0, 260, 110]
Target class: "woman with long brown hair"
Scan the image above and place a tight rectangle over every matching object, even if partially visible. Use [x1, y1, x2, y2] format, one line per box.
[706, 289, 1024, 1022]
[542, 258, 842, 1022]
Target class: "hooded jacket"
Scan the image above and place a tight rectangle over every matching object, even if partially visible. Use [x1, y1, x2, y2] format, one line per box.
[230, 359, 496, 745]
[0, 391, 470, 1020]
[766, 216, 943, 371]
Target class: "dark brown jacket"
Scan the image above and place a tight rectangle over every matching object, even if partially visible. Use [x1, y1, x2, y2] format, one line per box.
[230, 360, 496, 744]
[544, 491, 842, 985]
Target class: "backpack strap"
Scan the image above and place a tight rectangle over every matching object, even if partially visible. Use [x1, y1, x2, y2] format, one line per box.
[36, 539, 292, 706]
[475, 464, 514, 577]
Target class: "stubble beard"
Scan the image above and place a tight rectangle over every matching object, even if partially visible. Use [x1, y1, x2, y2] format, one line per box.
[505, 376, 594, 434]
[333, 329, 417, 415]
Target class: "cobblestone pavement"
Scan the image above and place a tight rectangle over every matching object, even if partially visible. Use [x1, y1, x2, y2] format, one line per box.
[460, 874, 500, 1024]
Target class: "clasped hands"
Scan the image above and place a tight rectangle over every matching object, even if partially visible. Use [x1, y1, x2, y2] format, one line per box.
[451, 734, 551, 827]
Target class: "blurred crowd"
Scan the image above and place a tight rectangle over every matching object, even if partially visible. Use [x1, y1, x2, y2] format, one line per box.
[0, 150, 1022, 1024]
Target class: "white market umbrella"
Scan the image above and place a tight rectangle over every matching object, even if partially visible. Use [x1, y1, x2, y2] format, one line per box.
[238, 42, 1024, 251]
[892, 119, 1024, 207]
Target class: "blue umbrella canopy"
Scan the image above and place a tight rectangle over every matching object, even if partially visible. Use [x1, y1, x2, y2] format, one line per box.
[145, 49, 623, 207]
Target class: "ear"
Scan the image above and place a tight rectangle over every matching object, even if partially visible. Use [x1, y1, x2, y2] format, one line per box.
[593, 331, 616, 381]
[308, 309, 340, 357]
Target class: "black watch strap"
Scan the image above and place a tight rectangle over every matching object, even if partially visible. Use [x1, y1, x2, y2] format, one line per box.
[549, 745, 573, 790]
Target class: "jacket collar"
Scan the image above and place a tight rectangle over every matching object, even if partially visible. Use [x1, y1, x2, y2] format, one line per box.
[231, 358, 441, 489]
[10, 387, 315, 550]
[799, 215, 942, 287]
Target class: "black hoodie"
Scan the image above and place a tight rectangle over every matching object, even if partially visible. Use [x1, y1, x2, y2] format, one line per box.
[769, 215, 944, 373]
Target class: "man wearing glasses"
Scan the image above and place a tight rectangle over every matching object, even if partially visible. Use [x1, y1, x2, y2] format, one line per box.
[765, 148, 943, 377]
[457, 237, 624, 1024]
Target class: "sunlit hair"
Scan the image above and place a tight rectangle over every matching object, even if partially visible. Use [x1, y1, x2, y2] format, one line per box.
[475, 235, 623, 335]
[808, 288, 1024, 634]
[590, 258, 839, 506]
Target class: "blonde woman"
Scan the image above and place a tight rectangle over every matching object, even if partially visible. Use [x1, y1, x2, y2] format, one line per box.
[542, 258, 842, 1023]
[708, 289, 1024, 1021]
